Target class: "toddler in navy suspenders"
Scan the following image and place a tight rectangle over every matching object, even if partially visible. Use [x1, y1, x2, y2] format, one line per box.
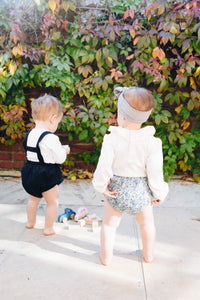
[21, 95, 70, 236]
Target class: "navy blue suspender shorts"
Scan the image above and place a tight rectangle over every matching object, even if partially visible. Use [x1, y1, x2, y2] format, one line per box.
[21, 131, 63, 198]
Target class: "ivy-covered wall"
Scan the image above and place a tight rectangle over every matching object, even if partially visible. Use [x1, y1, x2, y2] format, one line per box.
[0, 0, 200, 181]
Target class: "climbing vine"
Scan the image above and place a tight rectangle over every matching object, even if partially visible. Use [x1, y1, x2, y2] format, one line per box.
[0, 0, 200, 181]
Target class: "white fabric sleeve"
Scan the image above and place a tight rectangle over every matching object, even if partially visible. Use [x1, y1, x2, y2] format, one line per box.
[40, 134, 67, 164]
[146, 138, 169, 201]
[92, 134, 114, 193]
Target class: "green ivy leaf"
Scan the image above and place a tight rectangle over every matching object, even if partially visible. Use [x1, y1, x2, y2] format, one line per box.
[155, 114, 161, 125]
[79, 129, 88, 141]
[100, 125, 107, 136]
[0, 88, 6, 99]
[187, 99, 194, 111]
[162, 110, 171, 117]
[161, 115, 168, 123]
[102, 80, 108, 91]
[96, 49, 102, 62]
[52, 31, 61, 40]
[181, 107, 190, 120]
[182, 39, 191, 53]
[5, 77, 13, 90]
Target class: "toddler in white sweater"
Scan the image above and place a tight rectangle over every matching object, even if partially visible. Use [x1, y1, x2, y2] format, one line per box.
[92, 86, 168, 265]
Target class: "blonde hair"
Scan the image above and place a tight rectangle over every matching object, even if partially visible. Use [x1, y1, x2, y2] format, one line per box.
[31, 95, 63, 121]
[124, 87, 155, 112]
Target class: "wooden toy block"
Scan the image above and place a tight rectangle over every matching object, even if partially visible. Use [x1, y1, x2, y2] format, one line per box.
[84, 214, 102, 225]
[68, 224, 80, 230]
[84, 214, 97, 225]
[92, 220, 98, 228]
[96, 216, 102, 223]
[84, 218, 96, 225]
[87, 213, 96, 218]
[92, 220, 100, 233]
[78, 219, 86, 227]
[64, 221, 80, 230]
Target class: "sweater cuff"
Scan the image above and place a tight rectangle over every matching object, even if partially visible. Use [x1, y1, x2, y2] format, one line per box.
[151, 182, 169, 201]
[92, 179, 107, 194]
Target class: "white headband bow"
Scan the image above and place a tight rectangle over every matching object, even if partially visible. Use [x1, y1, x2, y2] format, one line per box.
[114, 87, 152, 123]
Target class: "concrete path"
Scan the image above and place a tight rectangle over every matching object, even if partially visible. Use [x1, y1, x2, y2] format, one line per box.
[0, 177, 200, 300]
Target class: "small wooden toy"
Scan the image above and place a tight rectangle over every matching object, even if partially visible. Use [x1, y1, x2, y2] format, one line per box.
[74, 207, 88, 221]
[78, 219, 86, 227]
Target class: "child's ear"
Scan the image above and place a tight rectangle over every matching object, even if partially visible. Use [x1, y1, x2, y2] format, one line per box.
[49, 114, 57, 123]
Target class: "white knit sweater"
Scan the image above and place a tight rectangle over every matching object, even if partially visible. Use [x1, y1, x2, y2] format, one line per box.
[26, 128, 67, 164]
[92, 125, 169, 201]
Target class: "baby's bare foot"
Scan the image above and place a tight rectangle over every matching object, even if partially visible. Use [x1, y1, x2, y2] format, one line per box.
[100, 254, 112, 266]
[26, 224, 35, 229]
[143, 255, 154, 263]
[44, 229, 56, 236]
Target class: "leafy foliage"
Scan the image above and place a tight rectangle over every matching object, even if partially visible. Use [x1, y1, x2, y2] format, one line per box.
[0, 0, 200, 181]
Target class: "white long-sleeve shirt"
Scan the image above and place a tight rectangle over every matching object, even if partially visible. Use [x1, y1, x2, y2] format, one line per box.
[92, 125, 169, 201]
[26, 128, 66, 164]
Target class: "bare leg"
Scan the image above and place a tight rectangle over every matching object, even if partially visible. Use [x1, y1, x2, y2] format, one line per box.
[135, 204, 156, 263]
[26, 195, 41, 229]
[43, 185, 59, 236]
[100, 200, 122, 266]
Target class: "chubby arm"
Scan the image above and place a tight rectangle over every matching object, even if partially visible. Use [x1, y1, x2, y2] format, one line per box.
[146, 138, 169, 202]
[41, 134, 68, 164]
[92, 134, 115, 194]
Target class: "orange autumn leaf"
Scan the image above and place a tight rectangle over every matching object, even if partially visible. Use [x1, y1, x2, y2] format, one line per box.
[8, 61, 17, 76]
[175, 104, 183, 114]
[181, 120, 190, 130]
[152, 47, 166, 60]
[12, 44, 23, 56]
[48, 0, 56, 12]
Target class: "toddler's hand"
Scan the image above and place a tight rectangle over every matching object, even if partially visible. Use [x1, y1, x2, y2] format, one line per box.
[63, 145, 70, 154]
[103, 186, 117, 198]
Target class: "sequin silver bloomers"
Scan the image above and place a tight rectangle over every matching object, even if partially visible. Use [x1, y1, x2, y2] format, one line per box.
[106, 175, 153, 214]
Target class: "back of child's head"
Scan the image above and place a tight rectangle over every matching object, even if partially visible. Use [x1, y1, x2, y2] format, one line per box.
[31, 95, 63, 121]
[124, 87, 155, 112]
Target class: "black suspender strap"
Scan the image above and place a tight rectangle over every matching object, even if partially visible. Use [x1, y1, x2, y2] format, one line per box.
[23, 130, 52, 164]
[23, 130, 31, 151]
[36, 131, 52, 163]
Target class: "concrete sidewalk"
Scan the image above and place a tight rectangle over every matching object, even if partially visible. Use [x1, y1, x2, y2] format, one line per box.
[0, 177, 200, 300]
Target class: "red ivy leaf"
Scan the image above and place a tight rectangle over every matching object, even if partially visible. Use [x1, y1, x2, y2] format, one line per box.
[126, 54, 134, 60]
[114, 26, 121, 37]
[124, 9, 134, 20]
[129, 9, 134, 19]
[133, 36, 141, 45]
[124, 10, 129, 20]
[62, 20, 69, 32]
[110, 29, 115, 41]
[105, 25, 111, 35]
[109, 14, 114, 26]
